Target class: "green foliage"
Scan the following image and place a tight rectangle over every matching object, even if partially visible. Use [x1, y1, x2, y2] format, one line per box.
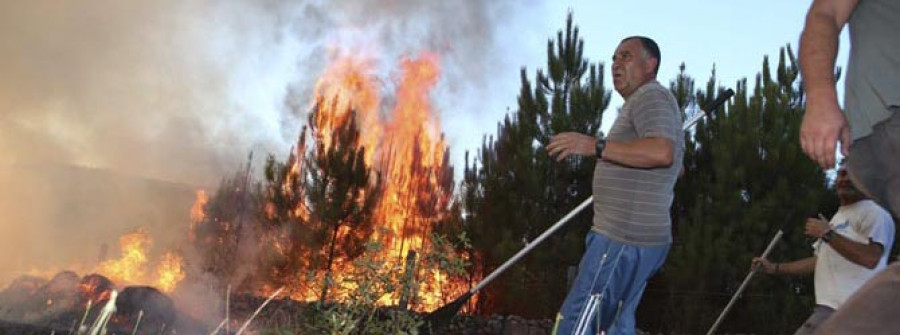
[654, 46, 835, 334]
[460, 16, 838, 332]
[271, 232, 471, 335]
[422, 232, 472, 279]
[460, 12, 610, 317]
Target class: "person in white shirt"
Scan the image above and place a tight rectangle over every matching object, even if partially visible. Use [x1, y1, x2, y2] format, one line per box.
[752, 167, 895, 335]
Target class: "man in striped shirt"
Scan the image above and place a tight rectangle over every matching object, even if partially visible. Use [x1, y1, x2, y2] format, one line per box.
[547, 36, 683, 334]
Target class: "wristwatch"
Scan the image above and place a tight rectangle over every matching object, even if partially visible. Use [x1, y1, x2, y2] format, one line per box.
[821, 229, 835, 243]
[595, 132, 607, 158]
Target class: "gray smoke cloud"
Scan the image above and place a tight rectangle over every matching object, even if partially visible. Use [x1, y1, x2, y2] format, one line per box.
[0, 0, 540, 185]
[0, 0, 545, 297]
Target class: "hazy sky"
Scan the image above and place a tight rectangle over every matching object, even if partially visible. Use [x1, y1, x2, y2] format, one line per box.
[0, 0, 848, 187]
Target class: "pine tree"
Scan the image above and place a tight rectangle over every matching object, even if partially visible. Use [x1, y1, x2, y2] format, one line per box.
[659, 46, 835, 334]
[259, 128, 317, 290]
[461, 12, 610, 317]
[303, 102, 383, 302]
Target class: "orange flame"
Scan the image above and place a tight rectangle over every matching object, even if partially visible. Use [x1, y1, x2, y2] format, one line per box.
[312, 55, 383, 164]
[280, 51, 469, 311]
[95, 228, 185, 293]
[155, 251, 185, 293]
[97, 228, 151, 284]
[189, 189, 208, 242]
[376, 53, 445, 257]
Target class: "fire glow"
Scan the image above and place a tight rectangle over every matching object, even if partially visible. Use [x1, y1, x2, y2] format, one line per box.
[187, 50, 473, 312]
[95, 228, 185, 294]
[88, 49, 472, 312]
[303, 51, 463, 310]
[8, 50, 470, 316]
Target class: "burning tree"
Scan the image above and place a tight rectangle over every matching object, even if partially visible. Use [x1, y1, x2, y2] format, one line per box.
[189, 156, 265, 290]
[189, 52, 471, 313]
[295, 104, 383, 302]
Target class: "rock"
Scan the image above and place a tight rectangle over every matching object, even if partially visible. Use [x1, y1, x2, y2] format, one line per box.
[77, 273, 114, 305]
[115, 286, 176, 333]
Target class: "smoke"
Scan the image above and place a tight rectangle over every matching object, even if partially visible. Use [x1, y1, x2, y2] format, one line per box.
[0, 0, 542, 302]
[1, 1, 313, 183]
[0, 0, 540, 185]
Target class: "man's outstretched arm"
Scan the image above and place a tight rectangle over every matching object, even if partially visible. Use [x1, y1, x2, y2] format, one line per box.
[546, 133, 673, 168]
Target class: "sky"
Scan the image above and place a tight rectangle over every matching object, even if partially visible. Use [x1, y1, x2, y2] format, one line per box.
[475, 0, 850, 148]
[0, 0, 850, 189]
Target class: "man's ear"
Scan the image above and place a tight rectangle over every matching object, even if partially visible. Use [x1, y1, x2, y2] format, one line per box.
[646, 57, 659, 76]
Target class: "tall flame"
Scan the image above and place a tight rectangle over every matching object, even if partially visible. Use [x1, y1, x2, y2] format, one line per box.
[376, 53, 446, 259]
[312, 55, 383, 164]
[155, 251, 185, 293]
[287, 51, 466, 311]
[97, 228, 151, 284]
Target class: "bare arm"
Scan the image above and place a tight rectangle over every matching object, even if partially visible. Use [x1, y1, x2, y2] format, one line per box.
[828, 235, 884, 269]
[601, 137, 674, 168]
[800, 0, 857, 104]
[754, 257, 817, 276]
[805, 217, 884, 269]
[798, 0, 859, 168]
[546, 134, 674, 168]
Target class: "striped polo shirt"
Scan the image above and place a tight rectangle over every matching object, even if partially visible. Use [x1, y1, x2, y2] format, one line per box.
[592, 80, 683, 246]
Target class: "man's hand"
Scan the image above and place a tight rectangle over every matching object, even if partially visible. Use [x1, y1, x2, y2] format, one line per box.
[800, 100, 851, 169]
[751, 257, 776, 274]
[547, 132, 597, 161]
[804, 216, 831, 239]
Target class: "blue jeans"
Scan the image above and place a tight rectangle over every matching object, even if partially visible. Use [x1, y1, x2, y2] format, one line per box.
[554, 231, 669, 335]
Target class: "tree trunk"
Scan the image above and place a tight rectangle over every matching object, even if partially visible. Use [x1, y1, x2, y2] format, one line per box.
[320, 223, 341, 302]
